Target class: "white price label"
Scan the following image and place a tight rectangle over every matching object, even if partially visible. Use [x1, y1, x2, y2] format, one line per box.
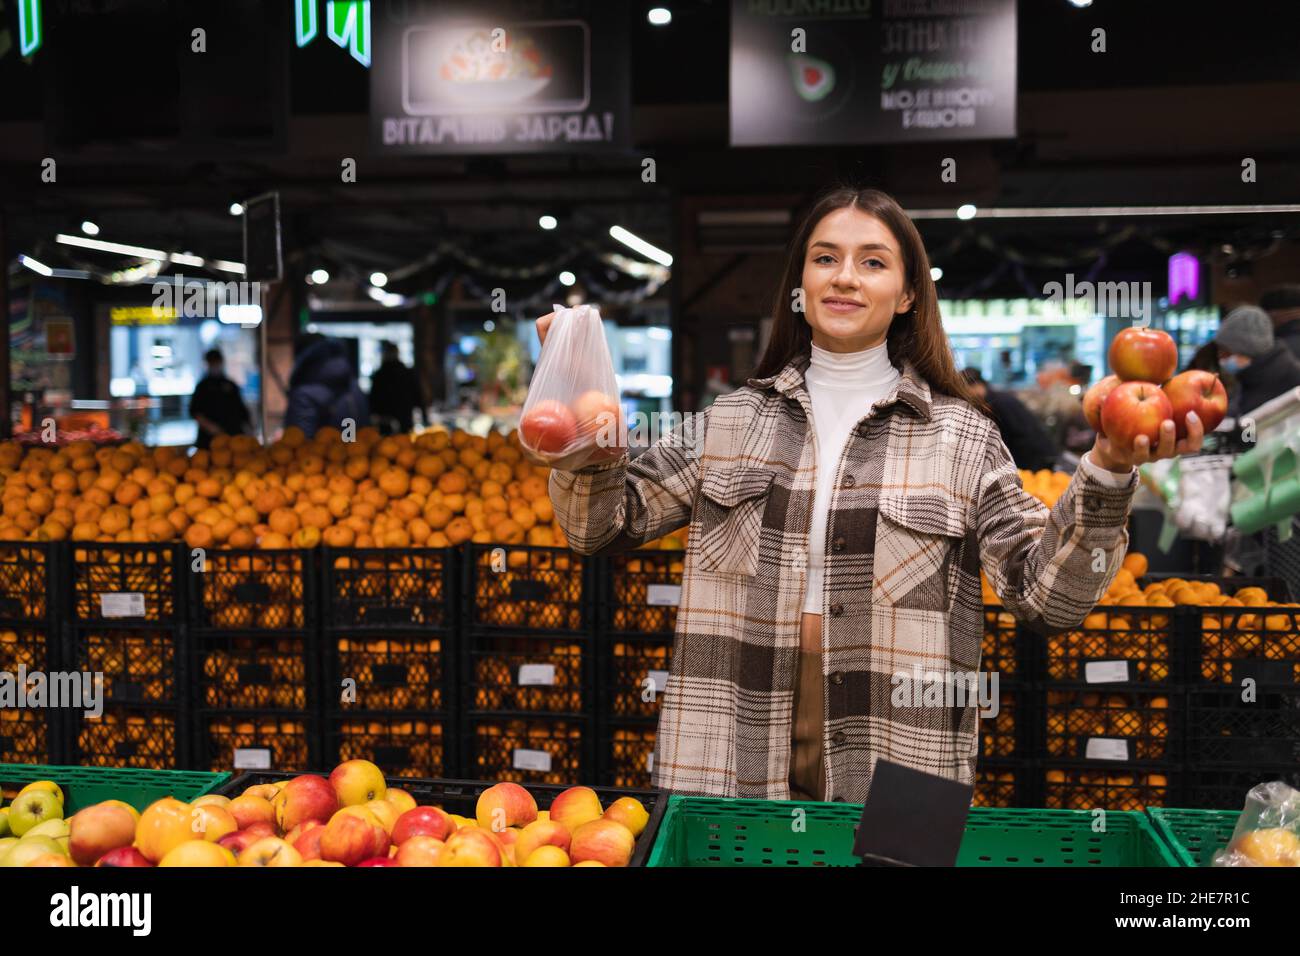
[647, 584, 682, 607]
[100, 593, 145, 618]
[1085, 738, 1131, 762]
[646, 752, 654, 772]
[518, 664, 556, 686]
[1084, 660, 1131, 684]
[233, 748, 272, 769]
[512, 748, 552, 773]
[648, 670, 670, 693]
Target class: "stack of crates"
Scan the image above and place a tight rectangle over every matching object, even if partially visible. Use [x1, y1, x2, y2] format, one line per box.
[460, 543, 594, 785]
[321, 547, 456, 778]
[975, 604, 1031, 807]
[597, 550, 682, 789]
[0, 543, 62, 764]
[187, 547, 320, 772]
[67, 543, 186, 768]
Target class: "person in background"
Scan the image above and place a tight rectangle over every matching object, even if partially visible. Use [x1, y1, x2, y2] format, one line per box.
[367, 341, 423, 435]
[189, 348, 251, 450]
[961, 368, 1060, 470]
[1261, 284, 1300, 360]
[1215, 305, 1300, 417]
[284, 333, 369, 438]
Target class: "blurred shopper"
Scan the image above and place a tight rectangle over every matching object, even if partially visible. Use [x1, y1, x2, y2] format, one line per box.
[189, 348, 251, 450]
[368, 341, 423, 434]
[961, 368, 1060, 470]
[1261, 284, 1300, 360]
[284, 333, 369, 437]
[1215, 305, 1300, 416]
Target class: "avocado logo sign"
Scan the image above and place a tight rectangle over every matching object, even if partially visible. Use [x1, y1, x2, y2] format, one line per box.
[788, 53, 834, 102]
[295, 0, 371, 68]
[17, 0, 42, 56]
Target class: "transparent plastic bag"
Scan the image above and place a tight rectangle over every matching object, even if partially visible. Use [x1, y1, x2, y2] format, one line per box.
[1212, 780, 1300, 867]
[519, 304, 626, 470]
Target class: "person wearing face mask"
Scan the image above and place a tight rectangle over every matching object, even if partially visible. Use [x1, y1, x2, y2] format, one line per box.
[1214, 305, 1300, 418]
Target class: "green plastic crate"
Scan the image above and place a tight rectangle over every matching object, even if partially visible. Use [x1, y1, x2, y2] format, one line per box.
[644, 797, 1178, 867]
[0, 764, 230, 815]
[1147, 808, 1241, 867]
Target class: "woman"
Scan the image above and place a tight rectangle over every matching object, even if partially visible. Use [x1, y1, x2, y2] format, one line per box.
[541, 188, 1204, 803]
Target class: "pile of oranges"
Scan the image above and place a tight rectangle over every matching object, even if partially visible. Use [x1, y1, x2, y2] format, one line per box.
[1018, 468, 1074, 508]
[335, 717, 446, 779]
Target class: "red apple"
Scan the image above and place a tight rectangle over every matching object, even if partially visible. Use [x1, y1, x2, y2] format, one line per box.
[275, 774, 339, 833]
[571, 390, 625, 459]
[391, 806, 456, 845]
[520, 400, 578, 455]
[394, 835, 445, 867]
[320, 807, 389, 867]
[1100, 380, 1174, 451]
[1109, 327, 1178, 384]
[292, 822, 327, 862]
[1162, 369, 1227, 439]
[94, 846, 153, 867]
[69, 803, 137, 866]
[475, 782, 538, 832]
[217, 822, 276, 857]
[1082, 374, 1122, 434]
[356, 857, 400, 867]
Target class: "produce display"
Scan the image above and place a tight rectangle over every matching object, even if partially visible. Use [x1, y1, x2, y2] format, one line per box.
[0, 760, 649, 867]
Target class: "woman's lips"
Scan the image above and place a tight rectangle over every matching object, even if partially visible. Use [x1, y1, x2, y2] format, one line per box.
[822, 298, 864, 314]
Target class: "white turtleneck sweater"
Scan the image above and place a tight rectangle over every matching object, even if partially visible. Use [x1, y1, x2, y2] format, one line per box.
[800, 342, 1133, 615]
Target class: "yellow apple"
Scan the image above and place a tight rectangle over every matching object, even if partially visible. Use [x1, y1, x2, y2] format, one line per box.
[158, 840, 237, 867]
[329, 760, 387, 807]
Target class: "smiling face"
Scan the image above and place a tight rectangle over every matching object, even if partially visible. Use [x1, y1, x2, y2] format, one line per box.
[800, 206, 914, 353]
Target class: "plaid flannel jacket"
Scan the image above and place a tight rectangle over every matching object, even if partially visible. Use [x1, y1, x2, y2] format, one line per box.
[550, 356, 1139, 802]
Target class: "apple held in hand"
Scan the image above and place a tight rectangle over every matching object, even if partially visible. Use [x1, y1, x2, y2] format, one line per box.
[1163, 370, 1227, 439]
[1109, 327, 1178, 384]
[1082, 374, 1122, 434]
[519, 400, 578, 455]
[1100, 381, 1174, 451]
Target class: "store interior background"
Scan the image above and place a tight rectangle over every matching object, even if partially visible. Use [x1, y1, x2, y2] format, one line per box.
[0, 0, 1298, 467]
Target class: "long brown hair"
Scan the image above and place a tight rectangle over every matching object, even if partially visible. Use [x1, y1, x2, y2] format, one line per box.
[753, 186, 987, 414]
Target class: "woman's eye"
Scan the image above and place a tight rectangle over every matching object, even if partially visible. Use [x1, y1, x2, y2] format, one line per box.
[814, 254, 835, 265]
[863, 258, 885, 268]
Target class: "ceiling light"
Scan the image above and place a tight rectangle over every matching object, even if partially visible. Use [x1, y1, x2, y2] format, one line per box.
[930, 266, 944, 281]
[648, 7, 672, 26]
[559, 271, 576, 287]
[370, 272, 388, 287]
[81, 220, 99, 236]
[609, 225, 673, 267]
[230, 203, 244, 216]
[539, 215, 558, 230]
[311, 269, 330, 284]
[956, 204, 977, 221]
[18, 255, 53, 276]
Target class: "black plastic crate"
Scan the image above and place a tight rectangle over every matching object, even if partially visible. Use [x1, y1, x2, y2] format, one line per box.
[0, 708, 58, 765]
[1043, 606, 1178, 685]
[1041, 686, 1181, 763]
[326, 631, 451, 712]
[463, 633, 591, 714]
[0, 626, 63, 764]
[462, 715, 593, 787]
[602, 550, 684, 638]
[598, 720, 658, 790]
[1186, 688, 1300, 766]
[187, 548, 315, 632]
[973, 760, 1032, 808]
[323, 547, 455, 631]
[463, 543, 589, 634]
[981, 607, 1025, 678]
[603, 636, 673, 720]
[1042, 763, 1181, 810]
[980, 684, 1028, 759]
[326, 712, 452, 780]
[1192, 604, 1300, 688]
[1183, 767, 1300, 811]
[0, 542, 59, 625]
[69, 626, 182, 706]
[70, 542, 180, 624]
[196, 712, 320, 773]
[74, 706, 182, 769]
[194, 632, 313, 711]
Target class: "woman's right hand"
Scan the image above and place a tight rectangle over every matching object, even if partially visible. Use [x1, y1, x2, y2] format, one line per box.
[536, 312, 555, 346]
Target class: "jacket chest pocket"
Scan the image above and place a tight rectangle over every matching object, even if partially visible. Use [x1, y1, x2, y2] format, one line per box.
[693, 466, 775, 577]
[872, 493, 967, 613]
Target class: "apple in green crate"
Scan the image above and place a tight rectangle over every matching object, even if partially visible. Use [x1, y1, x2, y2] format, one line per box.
[1, 835, 63, 867]
[70, 803, 138, 866]
[8, 789, 62, 837]
[17, 780, 65, 805]
[95, 846, 152, 867]
[0, 807, 10, 838]
[23, 817, 70, 855]
[329, 760, 387, 807]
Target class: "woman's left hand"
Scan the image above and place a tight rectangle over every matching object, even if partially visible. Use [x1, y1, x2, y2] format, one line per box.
[1090, 412, 1206, 471]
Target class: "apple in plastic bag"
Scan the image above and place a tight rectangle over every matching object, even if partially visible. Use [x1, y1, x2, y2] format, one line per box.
[520, 400, 578, 455]
[571, 390, 625, 460]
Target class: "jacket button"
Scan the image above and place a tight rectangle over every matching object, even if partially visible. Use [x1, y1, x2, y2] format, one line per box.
[831, 731, 846, 746]
[830, 671, 844, 685]
[1083, 495, 1101, 513]
[841, 475, 855, 489]
[829, 603, 843, 617]
[832, 537, 846, 552]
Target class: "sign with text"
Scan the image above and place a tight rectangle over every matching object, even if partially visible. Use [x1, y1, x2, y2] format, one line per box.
[730, 0, 1017, 146]
[370, 0, 629, 154]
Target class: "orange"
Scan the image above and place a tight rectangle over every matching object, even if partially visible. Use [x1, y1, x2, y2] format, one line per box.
[268, 508, 300, 536]
[415, 455, 445, 479]
[437, 471, 468, 495]
[444, 517, 473, 545]
[259, 531, 291, 549]
[185, 523, 215, 550]
[323, 524, 355, 548]
[425, 505, 452, 530]
[293, 526, 323, 548]
[301, 505, 331, 530]
[378, 468, 409, 498]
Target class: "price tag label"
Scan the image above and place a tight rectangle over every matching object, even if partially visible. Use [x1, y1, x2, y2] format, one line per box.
[646, 753, 654, 773]
[647, 670, 670, 693]
[1084, 660, 1131, 684]
[1085, 738, 1130, 762]
[100, 593, 145, 618]
[513, 749, 552, 772]
[233, 748, 272, 769]
[647, 584, 682, 607]
[518, 664, 556, 686]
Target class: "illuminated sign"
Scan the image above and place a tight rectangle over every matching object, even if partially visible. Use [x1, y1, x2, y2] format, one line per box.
[1168, 252, 1200, 306]
[111, 306, 178, 326]
[296, 0, 371, 68]
[19, 0, 41, 56]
